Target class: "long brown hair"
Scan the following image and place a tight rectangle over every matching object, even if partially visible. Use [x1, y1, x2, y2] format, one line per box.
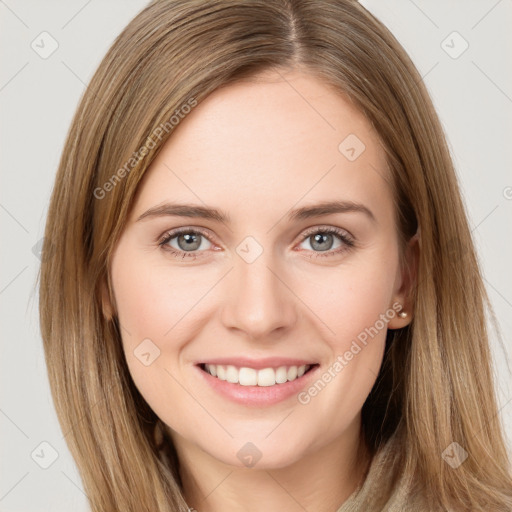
[38, 1, 512, 510]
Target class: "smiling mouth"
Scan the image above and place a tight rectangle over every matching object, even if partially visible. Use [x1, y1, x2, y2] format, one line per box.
[198, 363, 319, 387]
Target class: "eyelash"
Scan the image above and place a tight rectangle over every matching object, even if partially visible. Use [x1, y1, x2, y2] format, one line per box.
[157, 226, 355, 260]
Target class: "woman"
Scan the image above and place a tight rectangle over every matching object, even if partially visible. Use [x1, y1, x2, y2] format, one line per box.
[38, 1, 512, 510]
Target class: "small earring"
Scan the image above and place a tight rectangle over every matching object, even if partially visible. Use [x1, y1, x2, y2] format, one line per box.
[398, 310, 408, 319]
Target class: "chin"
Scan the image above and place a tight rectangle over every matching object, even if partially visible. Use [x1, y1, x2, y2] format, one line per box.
[205, 435, 312, 471]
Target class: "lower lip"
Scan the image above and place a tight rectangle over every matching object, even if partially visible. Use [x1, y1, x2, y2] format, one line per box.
[195, 364, 320, 406]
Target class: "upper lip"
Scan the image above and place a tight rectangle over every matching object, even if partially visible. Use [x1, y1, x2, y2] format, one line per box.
[196, 357, 318, 370]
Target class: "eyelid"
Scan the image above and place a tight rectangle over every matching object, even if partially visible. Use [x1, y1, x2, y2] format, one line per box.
[298, 224, 354, 243]
[157, 225, 219, 246]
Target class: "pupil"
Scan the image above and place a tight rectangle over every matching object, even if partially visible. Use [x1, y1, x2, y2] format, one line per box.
[178, 233, 201, 251]
[312, 233, 333, 252]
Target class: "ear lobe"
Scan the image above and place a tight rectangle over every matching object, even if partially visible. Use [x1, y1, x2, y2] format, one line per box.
[388, 230, 420, 329]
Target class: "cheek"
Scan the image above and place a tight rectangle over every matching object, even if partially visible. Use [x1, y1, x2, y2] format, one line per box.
[110, 247, 206, 418]
[289, 248, 398, 421]
[111, 248, 209, 344]
[295, 248, 399, 351]
[109, 240, 228, 386]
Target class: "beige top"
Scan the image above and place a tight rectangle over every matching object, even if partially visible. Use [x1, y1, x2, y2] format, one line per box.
[336, 432, 432, 511]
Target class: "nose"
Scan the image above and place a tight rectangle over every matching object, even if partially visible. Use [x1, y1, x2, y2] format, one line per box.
[220, 251, 298, 341]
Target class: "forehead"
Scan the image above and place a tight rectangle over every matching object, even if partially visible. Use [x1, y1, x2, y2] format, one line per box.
[130, 69, 392, 225]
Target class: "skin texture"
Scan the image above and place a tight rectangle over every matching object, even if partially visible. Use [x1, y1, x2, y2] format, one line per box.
[107, 68, 416, 512]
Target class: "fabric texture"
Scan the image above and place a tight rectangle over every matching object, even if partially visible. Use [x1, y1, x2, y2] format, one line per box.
[335, 431, 436, 511]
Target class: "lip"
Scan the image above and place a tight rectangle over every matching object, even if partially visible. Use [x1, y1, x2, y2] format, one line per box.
[195, 362, 320, 407]
[195, 356, 317, 370]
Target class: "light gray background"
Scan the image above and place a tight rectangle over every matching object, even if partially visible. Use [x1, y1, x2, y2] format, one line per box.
[1, 1, 511, 510]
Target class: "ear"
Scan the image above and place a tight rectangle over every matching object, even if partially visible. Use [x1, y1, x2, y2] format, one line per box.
[387, 230, 419, 330]
[100, 275, 115, 321]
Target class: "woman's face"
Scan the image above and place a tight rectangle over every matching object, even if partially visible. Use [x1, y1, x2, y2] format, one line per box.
[108, 68, 412, 469]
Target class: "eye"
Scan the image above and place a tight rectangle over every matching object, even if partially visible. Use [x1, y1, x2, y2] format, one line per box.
[158, 227, 215, 259]
[158, 225, 355, 260]
[296, 226, 355, 258]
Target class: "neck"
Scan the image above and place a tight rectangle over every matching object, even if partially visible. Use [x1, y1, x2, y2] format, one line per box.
[171, 417, 371, 512]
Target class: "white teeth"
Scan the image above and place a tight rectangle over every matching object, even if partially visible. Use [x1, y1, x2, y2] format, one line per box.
[239, 367, 257, 386]
[216, 365, 226, 380]
[226, 365, 239, 383]
[257, 368, 275, 387]
[204, 364, 312, 386]
[275, 366, 288, 384]
[287, 366, 298, 381]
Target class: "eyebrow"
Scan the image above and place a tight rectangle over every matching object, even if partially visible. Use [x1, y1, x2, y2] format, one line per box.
[136, 200, 376, 224]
